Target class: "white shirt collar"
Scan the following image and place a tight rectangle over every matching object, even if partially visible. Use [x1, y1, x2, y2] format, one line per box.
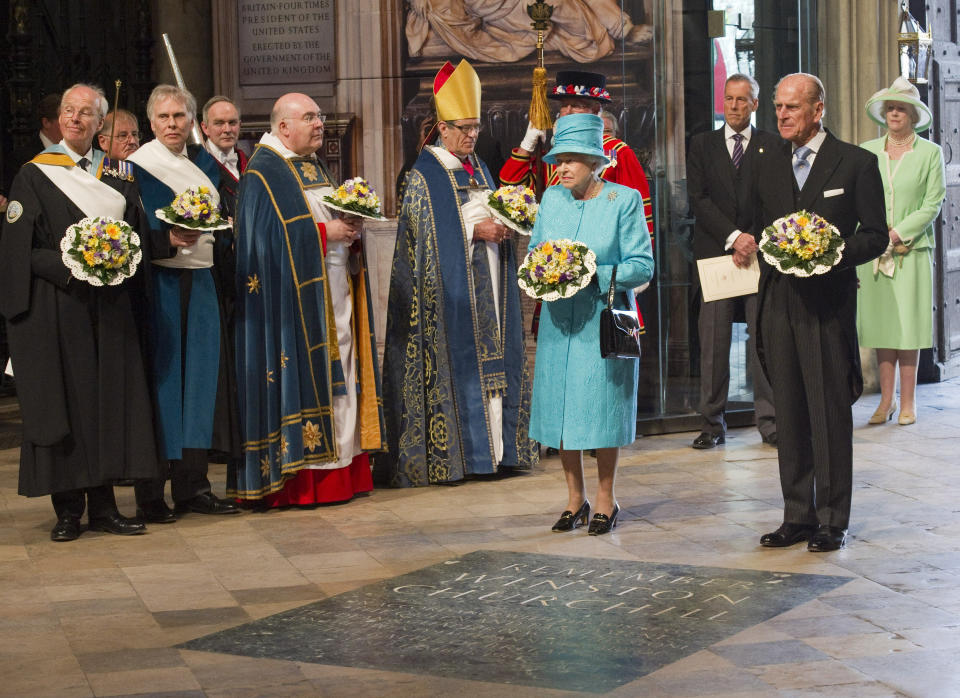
[723, 122, 751, 142]
[59, 140, 93, 164]
[206, 140, 234, 162]
[794, 124, 827, 154]
[40, 131, 56, 149]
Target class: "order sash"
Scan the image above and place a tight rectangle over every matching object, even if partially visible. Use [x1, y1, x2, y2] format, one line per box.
[32, 154, 126, 221]
[127, 139, 219, 201]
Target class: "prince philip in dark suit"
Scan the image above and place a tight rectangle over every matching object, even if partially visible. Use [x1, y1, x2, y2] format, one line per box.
[755, 73, 887, 552]
[688, 73, 778, 449]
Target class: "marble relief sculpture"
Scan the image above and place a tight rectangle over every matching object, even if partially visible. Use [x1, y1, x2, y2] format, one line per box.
[406, 0, 652, 63]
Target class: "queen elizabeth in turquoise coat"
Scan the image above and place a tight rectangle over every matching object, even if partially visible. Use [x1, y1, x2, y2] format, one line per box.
[527, 112, 654, 536]
[528, 182, 653, 448]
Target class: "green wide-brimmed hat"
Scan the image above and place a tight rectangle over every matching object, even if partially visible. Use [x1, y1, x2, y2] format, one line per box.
[864, 76, 932, 132]
[543, 113, 610, 167]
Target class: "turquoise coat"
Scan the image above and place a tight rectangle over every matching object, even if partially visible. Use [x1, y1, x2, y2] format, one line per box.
[528, 182, 654, 449]
[856, 135, 945, 349]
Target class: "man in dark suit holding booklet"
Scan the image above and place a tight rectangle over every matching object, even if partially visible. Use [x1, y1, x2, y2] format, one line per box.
[687, 73, 779, 450]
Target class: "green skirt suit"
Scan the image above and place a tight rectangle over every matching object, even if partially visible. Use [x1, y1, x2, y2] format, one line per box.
[527, 181, 655, 450]
[856, 135, 946, 349]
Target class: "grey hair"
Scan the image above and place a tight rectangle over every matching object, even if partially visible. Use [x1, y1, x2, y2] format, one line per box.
[202, 95, 238, 123]
[726, 73, 760, 101]
[775, 72, 825, 105]
[98, 109, 139, 136]
[885, 100, 920, 126]
[61, 83, 109, 119]
[146, 84, 196, 121]
[599, 109, 619, 136]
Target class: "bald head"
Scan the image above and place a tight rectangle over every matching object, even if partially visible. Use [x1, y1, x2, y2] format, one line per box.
[270, 93, 324, 156]
[59, 84, 106, 154]
[773, 72, 825, 146]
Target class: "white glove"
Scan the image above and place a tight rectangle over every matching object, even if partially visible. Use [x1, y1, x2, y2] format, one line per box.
[520, 122, 547, 152]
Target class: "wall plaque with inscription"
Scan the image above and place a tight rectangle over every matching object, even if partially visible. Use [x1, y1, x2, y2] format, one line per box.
[238, 0, 336, 86]
[182, 550, 851, 693]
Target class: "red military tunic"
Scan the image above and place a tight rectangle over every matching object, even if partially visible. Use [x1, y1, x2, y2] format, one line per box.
[499, 135, 653, 237]
[500, 135, 654, 333]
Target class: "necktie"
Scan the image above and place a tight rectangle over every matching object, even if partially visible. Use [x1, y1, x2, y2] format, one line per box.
[77, 157, 90, 173]
[793, 145, 812, 189]
[731, 133, 744, 169]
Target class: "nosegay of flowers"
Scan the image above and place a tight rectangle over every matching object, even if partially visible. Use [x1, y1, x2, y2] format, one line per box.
[759, 209, 845, 277]
[60, 215, 142, 286]
[158, 185, 229, 229]
[323, 177, 383, 219]
[518, 238, 597, 301]
[487, 185, 538, 234]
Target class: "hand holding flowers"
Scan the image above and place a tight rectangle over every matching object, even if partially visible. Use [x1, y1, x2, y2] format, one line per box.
[487, 185, 538, 235]
[60, 216, 142, 286]
[759, 210, 845, 277]
[518, 238, 597, 301]
[323, 177, 385, 220]
[156, 185, 231, 230]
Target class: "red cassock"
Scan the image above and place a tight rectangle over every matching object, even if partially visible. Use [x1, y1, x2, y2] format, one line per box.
[500, 136, 654, 332]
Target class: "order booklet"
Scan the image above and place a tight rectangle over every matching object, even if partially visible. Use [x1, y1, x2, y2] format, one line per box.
[696, 253, 760, 302]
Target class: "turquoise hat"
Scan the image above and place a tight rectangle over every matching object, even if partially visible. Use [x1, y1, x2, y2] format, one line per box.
[543, 113, 610, 167]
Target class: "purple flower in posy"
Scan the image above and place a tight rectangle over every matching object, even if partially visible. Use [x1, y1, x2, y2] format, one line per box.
[534, 265, 545, 278]
[559, 272, 571, 282]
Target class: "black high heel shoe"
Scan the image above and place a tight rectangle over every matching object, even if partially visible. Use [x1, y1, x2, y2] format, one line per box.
[588, 503, 620, 536]
[551, 500, 590, 532]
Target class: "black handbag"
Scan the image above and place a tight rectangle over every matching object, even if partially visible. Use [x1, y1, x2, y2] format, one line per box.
[599, 265, 642, 359]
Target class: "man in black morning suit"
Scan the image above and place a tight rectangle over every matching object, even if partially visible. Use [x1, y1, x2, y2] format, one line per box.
[755, 73, 887, 552]
[688, 73, 778, 450]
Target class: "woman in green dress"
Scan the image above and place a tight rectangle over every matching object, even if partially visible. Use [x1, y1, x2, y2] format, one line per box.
[857, 78, 946, 426]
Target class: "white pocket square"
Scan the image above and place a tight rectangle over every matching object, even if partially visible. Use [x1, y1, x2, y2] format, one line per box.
[824, 188, 844, 198]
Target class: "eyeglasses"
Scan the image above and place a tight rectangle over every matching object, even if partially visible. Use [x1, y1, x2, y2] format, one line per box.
[297, 112, 326, 125]
[445, 121, 483, 135]
[110, 131, 140, 141]
[62, 106, 98, 119]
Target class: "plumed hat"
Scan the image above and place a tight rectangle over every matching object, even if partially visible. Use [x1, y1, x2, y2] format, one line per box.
[864, 76, 932, 132]
[549, 70, 612, 103]
[434, 59, 481, 122]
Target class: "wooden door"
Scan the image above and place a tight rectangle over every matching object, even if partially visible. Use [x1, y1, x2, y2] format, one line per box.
[928, 0, 960, 378]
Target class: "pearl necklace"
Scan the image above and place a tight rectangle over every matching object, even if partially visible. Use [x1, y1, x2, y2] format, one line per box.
[886, 131, 915, 147]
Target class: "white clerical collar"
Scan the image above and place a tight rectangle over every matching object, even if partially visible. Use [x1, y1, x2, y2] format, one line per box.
[59, 140, 93, 164]
[260, 131, 304, 160]
[793, 125, 827, 155]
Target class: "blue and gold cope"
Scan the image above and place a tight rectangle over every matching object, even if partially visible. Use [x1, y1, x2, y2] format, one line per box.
[131, 147, 223, 460]
[232, 144, 385, 499]
[376, 148, 538, 487]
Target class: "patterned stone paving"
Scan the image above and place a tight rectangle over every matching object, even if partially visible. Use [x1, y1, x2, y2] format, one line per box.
[1, 379, 959, 695]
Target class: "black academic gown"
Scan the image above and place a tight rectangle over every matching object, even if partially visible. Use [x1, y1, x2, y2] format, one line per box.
[0, 162, 165, 496]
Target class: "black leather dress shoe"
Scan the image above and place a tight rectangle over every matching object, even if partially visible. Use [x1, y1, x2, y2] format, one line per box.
[760, 523, 815, 547]
[175, 492, 240, 515]
[551, 500, 590, 532]
[808, 525, 847, 552]
[51, 516, 81, 542]
[692, 432, 725, 449]
[761, 432, 778, 447]
[587, 504, 620, 536]
[88, 512, 147, 536]
[136, 500, 177, 524]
